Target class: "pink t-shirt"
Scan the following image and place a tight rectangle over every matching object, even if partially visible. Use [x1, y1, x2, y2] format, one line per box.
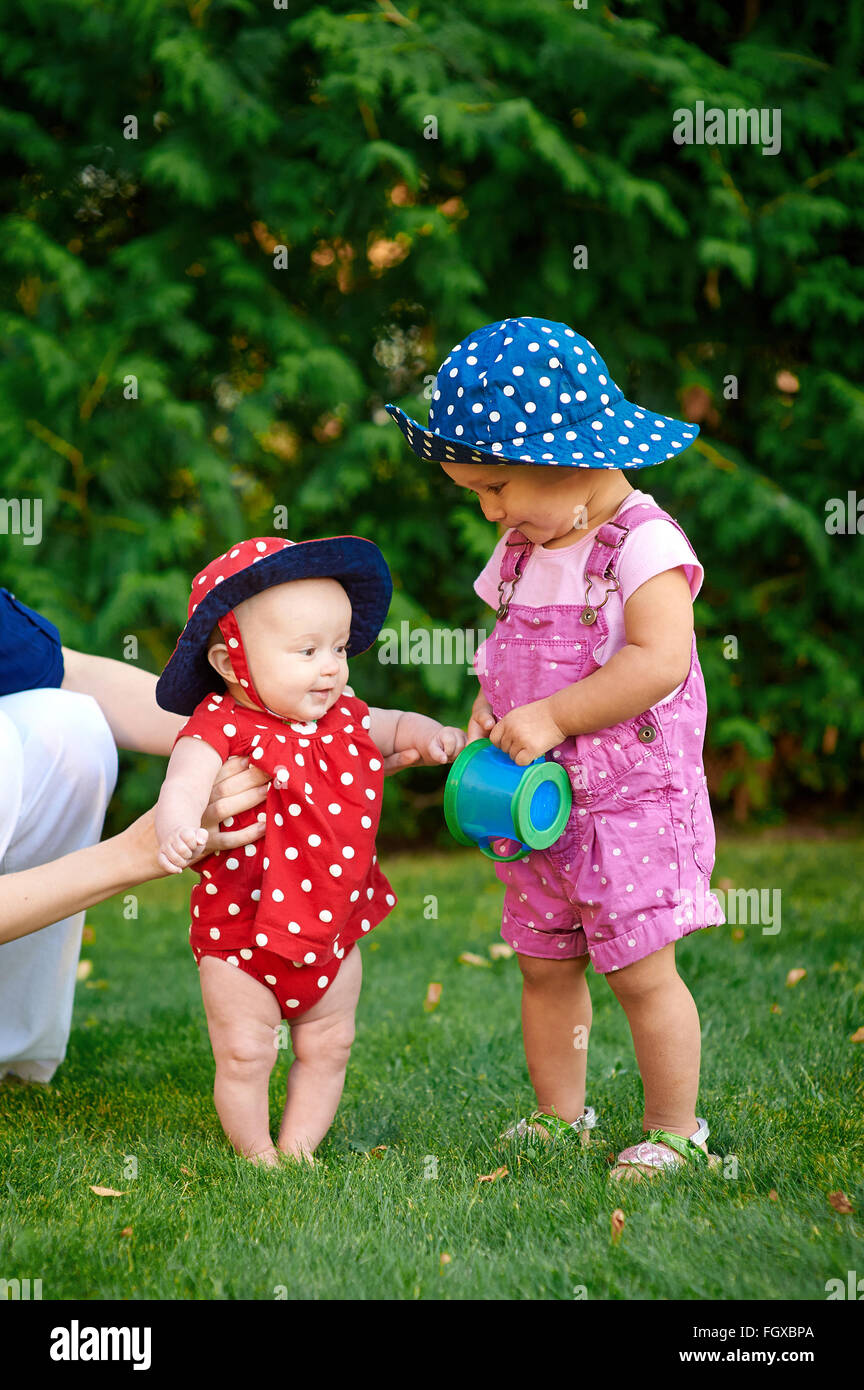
[473, 490, 703, 706]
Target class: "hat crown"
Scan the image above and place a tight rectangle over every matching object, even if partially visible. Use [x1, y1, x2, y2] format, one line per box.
[189, 537, 294, 620]
[428, 317, 621, 459]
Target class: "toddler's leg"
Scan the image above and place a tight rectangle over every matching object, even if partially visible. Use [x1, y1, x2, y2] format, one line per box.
[518, 953, 592, 1125]
[604, 942, 702, 1140]
[278, 945, 362, 1163]
[199, 957, 282, 1165]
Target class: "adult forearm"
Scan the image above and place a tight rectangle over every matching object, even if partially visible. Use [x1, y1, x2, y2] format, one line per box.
[0, 816, 163, 946]
[61, 647, 186, 755]
[547, 645, 689, 737]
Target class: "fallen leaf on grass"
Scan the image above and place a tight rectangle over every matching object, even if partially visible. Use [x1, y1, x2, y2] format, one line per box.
[477, 1167, 508, 1183]
[610, 1208, 625, 1244]
[76, 960, 92, 982]
[717, 878, 736, 892]
[785, 968, 806, 987]
[828, 1191, 853, 1214]
[81, 925, 95, 944]
[84, 979, 109, 990]
[488, 943, 514, 960]
[458, 952, 490, 968]
[180, 1166, 193, 1176]
[731, 928, 745, 942]
[770, 1003, 782, 1015]
[768, 1189, 779, 1202]
[439, 1253, 452, 1268]
[423, 982, 442, 1012]
[90, 1186, 126, 1198]
[850, 1027, 864, 1044]
[120, 1227, 133, 1238]
[363, 1145, 388, 1160]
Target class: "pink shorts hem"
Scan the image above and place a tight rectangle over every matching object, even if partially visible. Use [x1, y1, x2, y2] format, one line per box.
[502, 902, 724, 972]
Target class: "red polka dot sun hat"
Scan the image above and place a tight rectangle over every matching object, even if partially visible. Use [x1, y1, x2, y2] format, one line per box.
[156, 535, 392, 715]
[385, 315, 699, 470]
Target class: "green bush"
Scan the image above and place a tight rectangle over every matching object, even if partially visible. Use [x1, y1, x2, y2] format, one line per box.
[1, 0, 861, 835]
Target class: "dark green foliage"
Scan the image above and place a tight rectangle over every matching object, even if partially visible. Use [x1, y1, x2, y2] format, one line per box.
[1, 0, 861, 834]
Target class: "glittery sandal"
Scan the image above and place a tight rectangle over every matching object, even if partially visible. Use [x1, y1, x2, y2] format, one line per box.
[609, 1117, 722, 1182]
[497, 1106, 598, 1150]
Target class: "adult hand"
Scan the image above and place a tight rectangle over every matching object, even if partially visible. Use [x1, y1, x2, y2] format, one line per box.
[198, 755, 269, 854]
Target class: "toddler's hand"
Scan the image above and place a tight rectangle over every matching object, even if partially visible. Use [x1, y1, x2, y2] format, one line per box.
[467, 691, 496, 743]
[488, 698, 567, 767]
[158, 825, 208, 875]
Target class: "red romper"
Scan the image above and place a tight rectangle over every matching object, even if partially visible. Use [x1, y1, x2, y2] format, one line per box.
[175, 689, 397, 1019]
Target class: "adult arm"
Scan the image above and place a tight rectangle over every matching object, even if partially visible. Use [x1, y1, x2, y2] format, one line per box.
[0, 809, 165, 946]
[60, 646, 187, 755]
[0, 757, 269, 946]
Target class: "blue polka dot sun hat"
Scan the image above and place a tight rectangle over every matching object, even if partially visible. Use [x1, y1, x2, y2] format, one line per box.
[385, 315, 699, 469]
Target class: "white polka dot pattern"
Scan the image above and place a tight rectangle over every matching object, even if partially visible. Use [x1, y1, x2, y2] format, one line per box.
[384, 316, 698, 472]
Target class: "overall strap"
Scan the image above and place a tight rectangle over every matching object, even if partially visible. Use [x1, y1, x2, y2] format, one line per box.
[579, 498, 682, 626]
[495, 529, 534, 621]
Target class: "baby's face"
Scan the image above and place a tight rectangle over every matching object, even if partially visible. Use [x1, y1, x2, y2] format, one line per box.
[213, 577, 352, 722]
[441, 460, 618, 546]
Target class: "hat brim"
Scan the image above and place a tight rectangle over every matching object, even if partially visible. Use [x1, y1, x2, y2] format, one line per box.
[156, 536, 392, 715]
[385, 400, 699, 470]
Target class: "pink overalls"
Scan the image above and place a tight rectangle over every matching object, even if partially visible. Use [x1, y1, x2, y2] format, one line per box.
[474, 500, 726, 973]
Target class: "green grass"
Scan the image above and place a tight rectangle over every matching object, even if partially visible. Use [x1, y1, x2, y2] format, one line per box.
[1, 835, 862, 1300]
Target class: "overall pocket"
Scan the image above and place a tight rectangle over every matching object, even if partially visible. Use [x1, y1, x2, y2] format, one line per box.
[565, 718, 673, 808]
[490, 604, 589, 719]
[688, 774, 716, 877]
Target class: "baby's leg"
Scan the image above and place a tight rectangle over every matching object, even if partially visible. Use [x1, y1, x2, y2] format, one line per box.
[199, 956, 282, 1165]
[277, 945, 363, 1163]
[604, 942, 701, 1138]
[518, 953, 592, 1125]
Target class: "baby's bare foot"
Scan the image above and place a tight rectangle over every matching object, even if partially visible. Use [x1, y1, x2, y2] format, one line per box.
[278, 1145, 316, 1168]
[246, 1146, 282, 1168]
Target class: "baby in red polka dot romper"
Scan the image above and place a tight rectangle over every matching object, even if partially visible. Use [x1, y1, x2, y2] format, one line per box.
[155, 535, 465, 1167]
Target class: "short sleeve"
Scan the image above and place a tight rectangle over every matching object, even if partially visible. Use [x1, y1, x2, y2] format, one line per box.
[0, 589, 64, 695]
[618, 520, 703, 606]
[172, 696, 238, 759]
[473, 528, 514, 610]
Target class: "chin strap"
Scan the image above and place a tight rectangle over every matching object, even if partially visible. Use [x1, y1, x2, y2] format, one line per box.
[216, 609, 276, 718]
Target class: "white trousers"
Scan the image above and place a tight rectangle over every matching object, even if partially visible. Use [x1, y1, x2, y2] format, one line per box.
[0, 688, 118, 1082]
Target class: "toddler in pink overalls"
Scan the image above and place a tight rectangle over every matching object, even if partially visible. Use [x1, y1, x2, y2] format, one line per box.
[387, 316, 726, 1181]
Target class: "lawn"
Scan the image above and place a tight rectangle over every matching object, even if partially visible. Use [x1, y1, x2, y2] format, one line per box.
[1, 833, 862, 1301]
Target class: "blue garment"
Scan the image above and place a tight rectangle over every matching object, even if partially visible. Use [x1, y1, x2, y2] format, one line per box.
[0, 588, 64, 695]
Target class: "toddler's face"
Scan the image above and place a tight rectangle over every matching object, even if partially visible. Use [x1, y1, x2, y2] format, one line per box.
[440, 460, 608, 546]
[210, 577, 352, 722]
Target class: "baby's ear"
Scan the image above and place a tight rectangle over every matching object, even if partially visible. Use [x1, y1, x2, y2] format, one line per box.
[343, 684, 355, 697]
[207, 643, 236, 684]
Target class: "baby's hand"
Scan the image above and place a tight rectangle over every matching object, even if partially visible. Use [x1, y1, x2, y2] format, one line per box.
[396, 712, 468, 766]
[158, 825, 208, 875]
[423, 723, 468, 765]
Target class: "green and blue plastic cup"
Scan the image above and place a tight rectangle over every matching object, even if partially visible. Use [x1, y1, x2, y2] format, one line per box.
[444, 738, 572, 862]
